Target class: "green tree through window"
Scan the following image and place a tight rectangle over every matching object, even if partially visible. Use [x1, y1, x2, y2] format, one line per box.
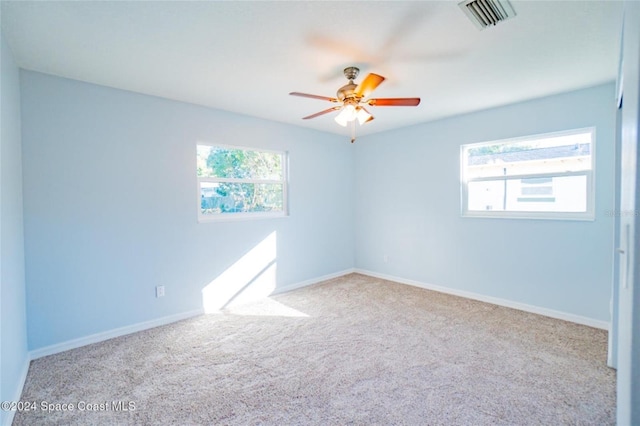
[197, 145, 286, 217]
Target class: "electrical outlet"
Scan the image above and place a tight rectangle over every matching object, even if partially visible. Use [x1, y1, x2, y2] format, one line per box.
[383, 254, 389, 263]
[156, 285, 165, 298]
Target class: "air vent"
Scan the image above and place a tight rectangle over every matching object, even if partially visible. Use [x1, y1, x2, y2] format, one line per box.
[458, 0, 516, 30]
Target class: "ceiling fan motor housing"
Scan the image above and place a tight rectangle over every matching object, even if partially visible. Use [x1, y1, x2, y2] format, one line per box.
[337, 66, 361, 102]
[337, 83, 358, 102]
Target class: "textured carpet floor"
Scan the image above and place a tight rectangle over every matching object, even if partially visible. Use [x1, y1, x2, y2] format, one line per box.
[14, 274, 615, 425]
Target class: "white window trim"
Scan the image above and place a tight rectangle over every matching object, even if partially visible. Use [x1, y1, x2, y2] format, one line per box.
[460, 127, 596, 221]
[197, 142, 289, 222]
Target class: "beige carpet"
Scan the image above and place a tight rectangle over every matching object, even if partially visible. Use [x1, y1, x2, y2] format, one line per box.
[14, 274, 615, 425]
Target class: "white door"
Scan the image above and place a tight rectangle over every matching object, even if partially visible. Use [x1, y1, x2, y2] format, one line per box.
[616, 2, 640, 424]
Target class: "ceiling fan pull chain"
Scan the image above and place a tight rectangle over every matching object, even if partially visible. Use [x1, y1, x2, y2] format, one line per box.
[351, 120, 356, 143]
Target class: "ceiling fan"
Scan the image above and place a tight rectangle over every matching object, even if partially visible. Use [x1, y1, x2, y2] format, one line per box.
[290, 67, 420, 142]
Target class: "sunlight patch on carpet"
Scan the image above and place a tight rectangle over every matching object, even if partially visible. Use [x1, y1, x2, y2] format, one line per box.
[224, 297, 309, 317]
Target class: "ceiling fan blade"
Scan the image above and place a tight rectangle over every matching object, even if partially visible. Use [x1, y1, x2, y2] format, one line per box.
[355, 73, 385, 98]
[367, 98, 421, 106]
[290, 92, 339, 103]
[302, 106, 342, 120]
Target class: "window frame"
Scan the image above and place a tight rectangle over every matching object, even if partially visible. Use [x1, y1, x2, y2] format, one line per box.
[196, 142, 289, 222]
[460, 127, 596, 221]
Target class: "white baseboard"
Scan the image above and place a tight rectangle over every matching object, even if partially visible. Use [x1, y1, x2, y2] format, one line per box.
[354, 269, 609, 330]
[29, 309, 204, 360]
[2, 356, 30, 426]
[271, 268, 355, 295]
[28, 268, 356, 360]
[29, 267, 602, 363]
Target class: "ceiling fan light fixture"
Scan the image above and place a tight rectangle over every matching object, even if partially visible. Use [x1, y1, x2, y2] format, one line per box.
[334, 113, 349, 127]
[335, 104, 357, 126]
[343, 104, 357, 120]
[356, 107, 372, 125]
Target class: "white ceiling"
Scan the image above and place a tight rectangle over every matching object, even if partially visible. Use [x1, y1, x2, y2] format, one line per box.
[1, 1, 623, 138]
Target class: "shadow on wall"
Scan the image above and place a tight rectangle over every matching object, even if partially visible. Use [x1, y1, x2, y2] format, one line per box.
[201, 231, 308, 317]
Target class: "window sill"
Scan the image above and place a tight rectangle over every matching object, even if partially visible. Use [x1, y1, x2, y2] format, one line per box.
[461, 211, 595, 221]
[198, 212, 289, 223]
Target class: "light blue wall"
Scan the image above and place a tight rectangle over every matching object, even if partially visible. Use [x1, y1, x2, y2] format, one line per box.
[0, 34, 28, 425]
[20, 71, 355, 351]
[355, 83, 616, 322]
[18, 70, 617, 351]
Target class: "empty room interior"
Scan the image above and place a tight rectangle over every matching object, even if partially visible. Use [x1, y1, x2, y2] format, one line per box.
[1, 1, 640, 425]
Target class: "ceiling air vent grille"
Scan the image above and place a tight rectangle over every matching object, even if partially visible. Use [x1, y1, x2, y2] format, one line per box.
[458, 0, 516, 30]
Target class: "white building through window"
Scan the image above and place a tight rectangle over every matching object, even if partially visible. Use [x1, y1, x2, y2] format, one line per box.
[461, 128, 595, 220]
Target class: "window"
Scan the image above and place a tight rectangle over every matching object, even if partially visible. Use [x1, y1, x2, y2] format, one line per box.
[197, 144, 288, 221]
[461, 128, 595, 220]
